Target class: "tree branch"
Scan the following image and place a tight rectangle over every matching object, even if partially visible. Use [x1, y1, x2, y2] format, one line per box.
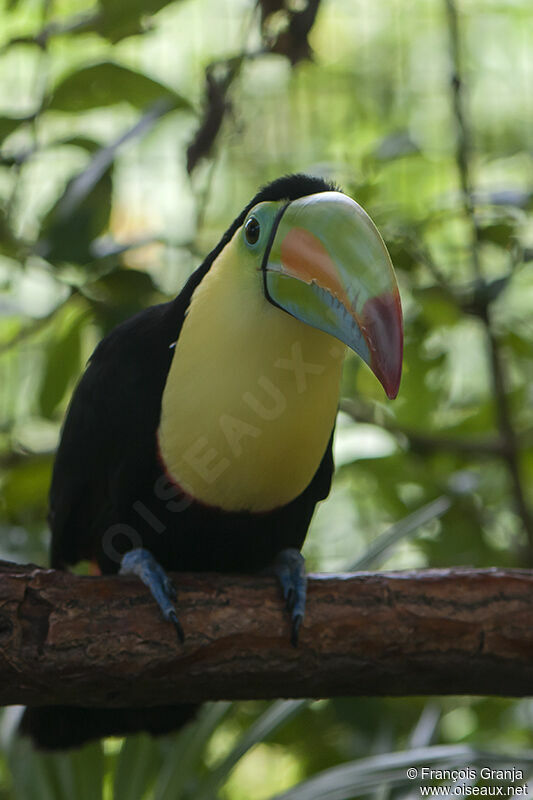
[443, 0, 533, 559]
[444, 0, 483, 278]
[481, 309, 533, 559]
[1, 561, 533, 707]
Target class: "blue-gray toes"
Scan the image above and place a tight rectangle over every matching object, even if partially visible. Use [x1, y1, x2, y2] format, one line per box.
[120, 548, 184, 642]
[274, 548, 307, 647]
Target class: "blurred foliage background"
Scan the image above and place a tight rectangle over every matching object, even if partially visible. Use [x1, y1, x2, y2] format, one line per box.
[1, 0, 533, 797]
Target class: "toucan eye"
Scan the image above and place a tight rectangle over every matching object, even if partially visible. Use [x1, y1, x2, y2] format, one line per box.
[244, 216, 260, 245]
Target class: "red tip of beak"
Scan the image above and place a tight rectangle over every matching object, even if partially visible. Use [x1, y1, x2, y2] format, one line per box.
[361, 289, 403, 399]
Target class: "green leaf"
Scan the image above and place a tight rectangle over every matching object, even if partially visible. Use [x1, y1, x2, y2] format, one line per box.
[6, 738, 103, 800]
[114, 735, 163, 800]
[505, 331, 532, 357]
[86, 268, 158, 308]
[86, 268, 160, 331]
[55, 136, 103, 153]
[0, 207, 24, 259]
[414, 286, 461, 327]
[392, 339, 444, 428]
[1, 454, 53, 523]
[154, 702, 232, 800]
[384, 238, 418, 272]
[52, 743, 104, 800]
[48, 61, 190, 112]
[6, 739, 59, 800]
[478, 222, 515, 247]
[96, 0, 181, 42]
[38, 97, 185, 265]
[271, 745, 533, 800]
[349, 496, 452, 570]
[38, 308, 85, 418]
[38, 168, 112, 265]
[0, 114, 29, 145]
[195, 701, 308, 800]
[408, 703, 441, 748]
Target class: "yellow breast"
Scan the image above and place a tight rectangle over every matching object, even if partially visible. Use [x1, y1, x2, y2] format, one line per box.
[158, 239, 345, 512]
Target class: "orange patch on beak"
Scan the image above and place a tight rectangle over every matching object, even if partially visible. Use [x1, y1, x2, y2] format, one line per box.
[280, 228, 354, 313]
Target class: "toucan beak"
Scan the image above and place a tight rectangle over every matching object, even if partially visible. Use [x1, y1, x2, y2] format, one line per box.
[264, 191, 403, 399]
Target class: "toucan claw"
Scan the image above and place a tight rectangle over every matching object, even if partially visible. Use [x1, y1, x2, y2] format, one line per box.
[291, 613, 303, 648]
[274, 547, 307, 647]
[168, 609, 185, 644]
[164, 574, 178, 602]
[120, 548, 185, 643]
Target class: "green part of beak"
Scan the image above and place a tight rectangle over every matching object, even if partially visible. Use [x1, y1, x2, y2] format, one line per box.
[264, 191, 403, 399]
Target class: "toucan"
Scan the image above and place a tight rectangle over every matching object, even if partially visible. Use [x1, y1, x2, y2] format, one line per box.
[21, 174, 403, 749]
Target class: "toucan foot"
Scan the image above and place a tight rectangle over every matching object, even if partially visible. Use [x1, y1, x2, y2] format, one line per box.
[120, 548, 184, 642]
[274, 548, 307, 647]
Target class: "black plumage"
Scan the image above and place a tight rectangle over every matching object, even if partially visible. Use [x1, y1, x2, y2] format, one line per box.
[22, 175, 338, 749]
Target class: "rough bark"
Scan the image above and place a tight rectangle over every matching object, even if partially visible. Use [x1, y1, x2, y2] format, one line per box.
[1, 560, 532, 707]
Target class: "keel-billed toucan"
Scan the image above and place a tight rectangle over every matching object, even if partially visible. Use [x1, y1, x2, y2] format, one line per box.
[22, 174, 403, 749]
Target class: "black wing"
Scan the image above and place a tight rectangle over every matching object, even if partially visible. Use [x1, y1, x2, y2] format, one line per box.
[49, 298, 185, 568]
